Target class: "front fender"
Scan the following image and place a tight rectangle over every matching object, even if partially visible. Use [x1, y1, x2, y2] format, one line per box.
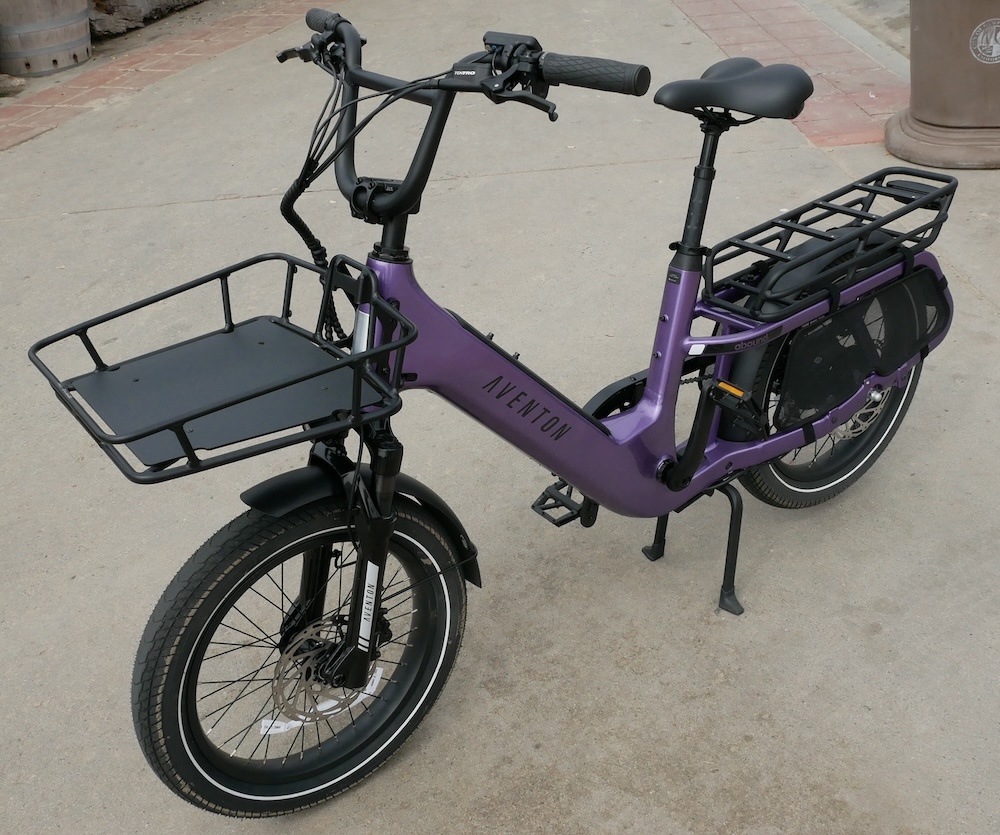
[240, 461, 481, 587]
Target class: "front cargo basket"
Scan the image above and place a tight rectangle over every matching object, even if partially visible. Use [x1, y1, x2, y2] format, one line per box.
[702, 167, 957, 322]
[29, 253, 416, 483]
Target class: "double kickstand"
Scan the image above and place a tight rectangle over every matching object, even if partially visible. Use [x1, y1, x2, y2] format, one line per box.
[643, 483, 745, 615]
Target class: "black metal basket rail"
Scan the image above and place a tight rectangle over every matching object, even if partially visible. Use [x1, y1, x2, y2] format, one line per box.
[29, 253, 416, 483]
[702, 167, 958, 322]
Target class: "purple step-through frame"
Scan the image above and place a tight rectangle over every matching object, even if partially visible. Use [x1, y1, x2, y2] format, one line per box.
[368, 251, 951, 518]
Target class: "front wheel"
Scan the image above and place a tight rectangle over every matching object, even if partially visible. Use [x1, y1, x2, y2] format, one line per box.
[132, 499, 467, 817]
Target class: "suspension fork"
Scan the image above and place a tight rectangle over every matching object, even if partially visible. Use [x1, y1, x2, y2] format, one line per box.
[301, 422, 403, 690]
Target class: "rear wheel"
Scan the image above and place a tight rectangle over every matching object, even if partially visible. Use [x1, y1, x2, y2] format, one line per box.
[132, 499, 466, 817]
[730, 249, 944, 509]
[738, 320, 921, 509]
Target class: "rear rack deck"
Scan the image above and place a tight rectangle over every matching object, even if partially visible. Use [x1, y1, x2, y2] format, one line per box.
[702, 167, 957, 322]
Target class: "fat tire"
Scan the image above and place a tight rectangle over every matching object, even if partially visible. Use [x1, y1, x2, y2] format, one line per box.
[132, 499, 466, 817]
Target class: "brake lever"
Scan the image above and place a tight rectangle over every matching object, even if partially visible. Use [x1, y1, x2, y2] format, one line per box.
[276, 44, 314, 63]
[277, 31, 342, 64]
[481, 66, 558, 121]
[503, 88, 558, 121]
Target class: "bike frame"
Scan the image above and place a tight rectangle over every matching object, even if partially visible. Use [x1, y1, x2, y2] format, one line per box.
[290, 18, 952, 522]
[366, 248, 950, 519]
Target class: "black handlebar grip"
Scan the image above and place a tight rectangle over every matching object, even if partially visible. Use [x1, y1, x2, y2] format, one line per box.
[539, 53, 651, 96]
[306, 8, 340, 32]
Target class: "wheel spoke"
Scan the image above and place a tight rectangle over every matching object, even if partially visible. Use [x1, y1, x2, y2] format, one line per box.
[203, 631, 280, 661]
[227, 603, 279, 644]
[222, 692, 284, 758]
[246, 582, 290, 617]
[201, 678, 273, 722]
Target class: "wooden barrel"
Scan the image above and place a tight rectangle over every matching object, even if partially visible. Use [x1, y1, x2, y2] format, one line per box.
[0, 0, 92, 78]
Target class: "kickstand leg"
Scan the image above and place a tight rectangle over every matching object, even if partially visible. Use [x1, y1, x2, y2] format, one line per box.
[717, 483, 745, 615]
[642, 514, 669, 561]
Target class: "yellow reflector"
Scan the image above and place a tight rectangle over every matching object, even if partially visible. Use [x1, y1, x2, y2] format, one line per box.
[717, 381, 745, 398]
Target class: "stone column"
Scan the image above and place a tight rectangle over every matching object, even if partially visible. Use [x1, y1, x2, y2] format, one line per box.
[885, 1, 1000, 168]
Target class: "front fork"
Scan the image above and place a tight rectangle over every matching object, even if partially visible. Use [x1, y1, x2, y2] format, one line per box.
[304, 422, 403, 690]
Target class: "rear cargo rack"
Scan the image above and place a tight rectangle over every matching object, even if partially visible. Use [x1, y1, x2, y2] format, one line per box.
[702, 167, 957, 322]
[29, 253, 415, 483]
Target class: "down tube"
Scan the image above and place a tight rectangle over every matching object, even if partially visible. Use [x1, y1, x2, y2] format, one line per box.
[370, 258, 671, 518]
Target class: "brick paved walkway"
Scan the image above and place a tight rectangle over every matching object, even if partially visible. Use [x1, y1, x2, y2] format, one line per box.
[0, 0, 312, 151]
[676, 0, 910, 146]
[0, 0, 908, 153]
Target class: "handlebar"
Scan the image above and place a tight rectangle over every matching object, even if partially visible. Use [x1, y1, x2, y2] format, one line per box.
[295, 10, 651, 225]
[304, 11, 650, 97]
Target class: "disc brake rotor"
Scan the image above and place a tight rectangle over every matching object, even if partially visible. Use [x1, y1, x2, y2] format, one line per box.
[831, 389, 888, 441]
[269, 620, 381, 724]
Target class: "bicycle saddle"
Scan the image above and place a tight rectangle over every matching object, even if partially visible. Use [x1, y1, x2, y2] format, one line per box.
[654, 57, 813, 120]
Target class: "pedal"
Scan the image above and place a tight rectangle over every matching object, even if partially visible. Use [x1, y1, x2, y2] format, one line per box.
[709, 380, 763, 437]
[531, 479, 599, 527]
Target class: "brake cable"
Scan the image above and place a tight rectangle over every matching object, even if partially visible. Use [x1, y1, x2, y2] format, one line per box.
[280, 53, 448, 343]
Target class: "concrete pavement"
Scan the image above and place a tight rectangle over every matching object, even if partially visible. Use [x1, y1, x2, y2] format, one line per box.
[0, 0, 910, 150]
[2, 1, 999, 832]
[825, 0, 911, 57]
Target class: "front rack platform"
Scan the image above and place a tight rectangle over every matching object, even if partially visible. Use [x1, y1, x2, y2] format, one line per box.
[29, 253, 416, 483]
[702, 167, 957, 322]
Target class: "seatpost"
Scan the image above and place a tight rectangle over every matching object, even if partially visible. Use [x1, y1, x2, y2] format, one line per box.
[670, 121, 726, 272]
[661, 119, 730, 497]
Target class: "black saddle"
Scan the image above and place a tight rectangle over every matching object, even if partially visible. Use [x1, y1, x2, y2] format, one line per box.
[654, 57, 813, 120]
